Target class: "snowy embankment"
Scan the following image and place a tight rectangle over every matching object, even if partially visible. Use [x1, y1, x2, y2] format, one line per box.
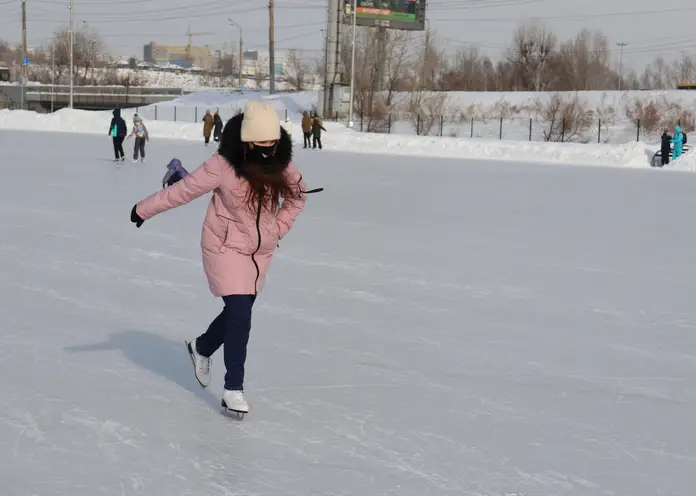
[0, 106, 663, 169]
[3, 86, 694, 170]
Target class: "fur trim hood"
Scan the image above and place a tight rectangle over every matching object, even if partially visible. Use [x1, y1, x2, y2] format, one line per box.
[217, 113, 293, 177]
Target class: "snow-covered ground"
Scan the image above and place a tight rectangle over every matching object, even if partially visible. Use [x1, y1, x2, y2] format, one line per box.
[1, 129, 695, 495]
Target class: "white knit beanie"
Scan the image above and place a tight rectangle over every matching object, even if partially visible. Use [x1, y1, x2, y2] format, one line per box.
[240, 102, 281, 142]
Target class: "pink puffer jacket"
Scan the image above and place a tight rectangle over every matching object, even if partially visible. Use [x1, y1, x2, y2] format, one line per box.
[135, 153, 306, 296]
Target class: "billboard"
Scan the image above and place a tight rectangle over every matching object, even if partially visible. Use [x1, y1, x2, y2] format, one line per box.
[348, 0, 426, 31]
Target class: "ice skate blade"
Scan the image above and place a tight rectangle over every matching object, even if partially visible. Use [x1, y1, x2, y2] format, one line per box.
[221, 400, 248, 420]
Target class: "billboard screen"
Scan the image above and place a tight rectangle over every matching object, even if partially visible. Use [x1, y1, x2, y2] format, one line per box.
[349, 0, 426, 31]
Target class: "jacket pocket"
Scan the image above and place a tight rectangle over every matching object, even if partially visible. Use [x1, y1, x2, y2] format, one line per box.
[222, 220, 254, 255]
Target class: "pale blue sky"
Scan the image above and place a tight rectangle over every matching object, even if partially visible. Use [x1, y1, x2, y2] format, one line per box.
[1, 0, 695, 70]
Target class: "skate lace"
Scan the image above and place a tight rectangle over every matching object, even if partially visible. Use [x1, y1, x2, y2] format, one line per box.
[200, 357, 211, 375]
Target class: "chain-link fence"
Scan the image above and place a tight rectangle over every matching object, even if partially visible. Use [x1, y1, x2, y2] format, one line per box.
[100, 104, 690, 146]
[328, 111, 691, 145]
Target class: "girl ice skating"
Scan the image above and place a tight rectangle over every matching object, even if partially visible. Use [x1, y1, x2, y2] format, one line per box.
[130, 102, 307, 416]
[126, 114, 149, 162]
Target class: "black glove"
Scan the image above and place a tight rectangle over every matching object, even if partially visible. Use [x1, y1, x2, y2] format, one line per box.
[131, 204, 144, 228]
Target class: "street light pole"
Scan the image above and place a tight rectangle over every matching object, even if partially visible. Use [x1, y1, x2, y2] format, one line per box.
[21, 0, 27, 110]
[617, 42, 627, 91]
[51, 43, 55, 112]
[69, 0, 74, 108]
[348, 0, 357, 127]
[228, 19, 243, 88]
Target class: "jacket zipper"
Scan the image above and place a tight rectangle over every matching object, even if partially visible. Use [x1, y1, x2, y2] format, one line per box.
[250, 196, 262, 295]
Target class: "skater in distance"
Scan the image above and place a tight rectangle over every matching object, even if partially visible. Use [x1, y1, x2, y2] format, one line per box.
[161, 158, 189, 188]
[108, 108, 127, 161]
[130, 102, 307, 415]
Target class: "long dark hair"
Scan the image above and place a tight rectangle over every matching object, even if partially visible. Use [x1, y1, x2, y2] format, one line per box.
[217, 113, 301, 212]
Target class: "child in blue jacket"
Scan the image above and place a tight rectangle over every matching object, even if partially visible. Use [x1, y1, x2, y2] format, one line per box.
[672, 125, 684, 159]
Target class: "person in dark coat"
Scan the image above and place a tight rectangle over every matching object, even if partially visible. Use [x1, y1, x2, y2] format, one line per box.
[661, 128, 672, 166]
[108, 108, 127, 161]
[213, 111, 224, 142]
[161, 158, 189, 188]
[311, 113, 326, 150]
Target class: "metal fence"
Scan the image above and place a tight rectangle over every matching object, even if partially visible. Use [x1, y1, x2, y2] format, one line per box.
[115, 105, 688, 145]
[129, 105, 298, 126]
[327, 112, 690, 145]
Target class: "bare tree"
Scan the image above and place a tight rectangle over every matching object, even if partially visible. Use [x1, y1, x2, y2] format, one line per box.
[673, 53, 696, 85]
[441, 47, 497, 91]
[217, 48, 238, 87]
[536, 93, 593, 142]
[0, 38, 12, 65]
[77, 25, 105, 85]
[252, 60, 266, 88]
[551, 29, 614, 91]
[47, 27, 104, 85]
[507, 21, 557, 91]
[407, 91, 449, 135]
[420, 30, 446, 90]
[285, 50, 307, 91]
[344, 27, 414, 130]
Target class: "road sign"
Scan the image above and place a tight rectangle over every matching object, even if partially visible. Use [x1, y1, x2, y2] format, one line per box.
[23, 57, 29, 66]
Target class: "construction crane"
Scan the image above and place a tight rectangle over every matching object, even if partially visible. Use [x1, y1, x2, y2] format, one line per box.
[186, 23, 214, 64]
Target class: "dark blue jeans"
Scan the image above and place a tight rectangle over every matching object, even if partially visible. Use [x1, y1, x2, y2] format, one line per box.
[195, 295, 256, 391]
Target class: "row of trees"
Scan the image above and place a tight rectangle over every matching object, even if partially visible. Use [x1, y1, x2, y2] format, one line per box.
[337, 20, 696, 133]
[343, 20, 695, 95]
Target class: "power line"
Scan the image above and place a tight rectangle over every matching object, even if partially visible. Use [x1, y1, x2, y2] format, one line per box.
[433, 5, 696, 22]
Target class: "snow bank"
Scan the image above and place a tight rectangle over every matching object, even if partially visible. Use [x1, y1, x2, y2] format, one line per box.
[326, 123, 656, 168]
[0, 107, 661, 169]
[673, 149, 696, 172]
[0, 108, 206, 141]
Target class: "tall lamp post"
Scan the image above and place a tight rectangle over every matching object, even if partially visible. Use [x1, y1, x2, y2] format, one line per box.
[228, 18, 244, 88]
[69, 0, 74, 108]
[617, 41, 627, 91]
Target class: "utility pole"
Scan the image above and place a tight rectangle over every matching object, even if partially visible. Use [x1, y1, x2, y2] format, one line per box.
[69, 0, 74, 108]
[268, 0, 275, 94]
[239, 33, 243, 88]
[348, 0, 357, 127]
[322, 0, 341, 116]
[229, 19, 244, 89]
[21, 0, 27, 110]
[422, 21, 430, 90]
[51, 43, 55, 112]
[617, 42, 627, 91]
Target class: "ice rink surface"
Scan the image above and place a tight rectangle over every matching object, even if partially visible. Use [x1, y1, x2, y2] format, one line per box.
[1, 129, 695, 495]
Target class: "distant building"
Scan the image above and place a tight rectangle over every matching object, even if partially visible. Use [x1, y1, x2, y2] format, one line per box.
[143, 42, 213, 69]
[242, 49, 290, 79]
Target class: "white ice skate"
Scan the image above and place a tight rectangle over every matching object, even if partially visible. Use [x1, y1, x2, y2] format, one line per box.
[221, 389, 249, 415]
[186, 339, 211, 388]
